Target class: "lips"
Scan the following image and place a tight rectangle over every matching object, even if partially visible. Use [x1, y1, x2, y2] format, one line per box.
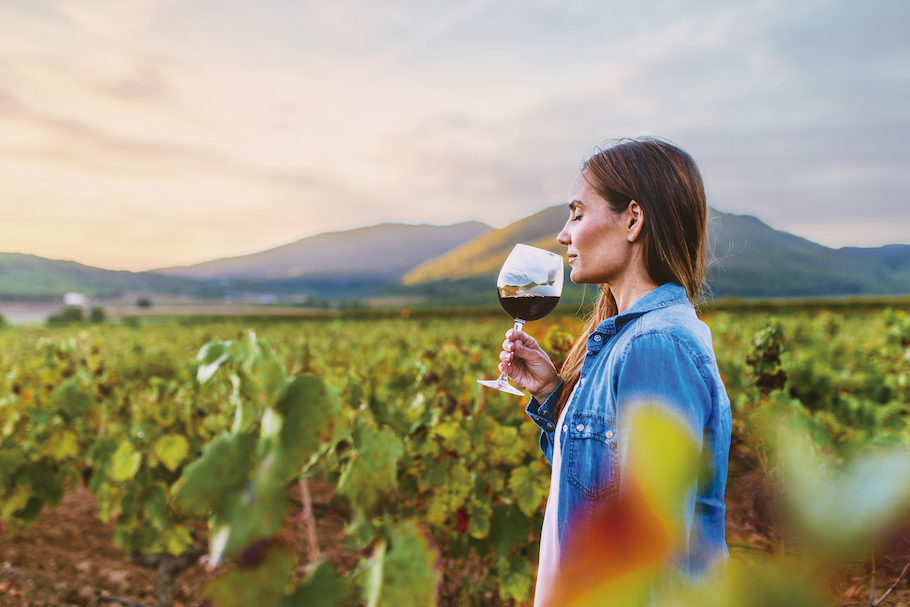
[568, 253, 577, 264]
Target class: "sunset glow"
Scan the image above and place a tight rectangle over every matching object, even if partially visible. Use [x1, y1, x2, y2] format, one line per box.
[1, 0, 907, 270]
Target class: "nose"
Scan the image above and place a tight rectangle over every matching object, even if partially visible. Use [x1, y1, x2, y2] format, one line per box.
[557, 220, 571, 246]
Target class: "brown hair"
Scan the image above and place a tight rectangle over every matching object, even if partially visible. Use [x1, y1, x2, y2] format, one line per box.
[556, 137, 708, 413]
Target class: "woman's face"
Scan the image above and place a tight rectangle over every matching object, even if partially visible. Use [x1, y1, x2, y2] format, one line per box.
[557, 173, 637, 285]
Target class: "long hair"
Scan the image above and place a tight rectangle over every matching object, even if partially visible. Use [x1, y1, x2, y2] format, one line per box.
[556, 137, 708, 414]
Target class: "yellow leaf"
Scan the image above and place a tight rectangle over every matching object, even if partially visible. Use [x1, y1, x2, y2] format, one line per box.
[155, 434, 190, 472]
[548, 406, 701, 607]
[109, 442, 142, 481]
[625, 405, 700, 525]
[97, 484, 124, 522]
[1, 484, 33, 519]
[0, 403, 21, 438]
[43, 429, 80, 461]
[152, 401, 177, 427]
[165, 525, 195, 556]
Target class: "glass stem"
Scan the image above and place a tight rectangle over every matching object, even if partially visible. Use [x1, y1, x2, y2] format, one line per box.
[497, 319, 525, 380]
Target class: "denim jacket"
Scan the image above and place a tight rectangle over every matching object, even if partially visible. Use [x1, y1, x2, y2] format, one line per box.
[525, 283, 731, 577]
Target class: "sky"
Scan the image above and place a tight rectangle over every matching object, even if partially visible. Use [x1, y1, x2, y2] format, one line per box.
[0, 0, 908, 271]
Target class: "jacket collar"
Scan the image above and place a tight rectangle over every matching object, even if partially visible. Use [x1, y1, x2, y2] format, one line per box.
[593, 283, 689, 338]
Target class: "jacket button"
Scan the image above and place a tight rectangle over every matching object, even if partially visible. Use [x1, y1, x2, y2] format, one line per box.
[593, 335, 601, 341]
[606, 430, 614, 439]
[576, 424, 585, 432]
[562, 424, 568, 432]
[540, 409, 548, 416]
[547, 423, 554, 429]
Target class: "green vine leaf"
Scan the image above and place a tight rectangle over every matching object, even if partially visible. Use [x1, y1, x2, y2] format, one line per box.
[175, 433, 257, 518]
[336, 425, 404, 527]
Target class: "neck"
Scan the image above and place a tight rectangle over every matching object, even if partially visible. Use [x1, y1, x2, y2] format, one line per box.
[610, 272, 659, 314]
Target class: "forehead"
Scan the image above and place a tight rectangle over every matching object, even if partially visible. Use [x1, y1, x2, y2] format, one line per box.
[569, 173, 602, 205]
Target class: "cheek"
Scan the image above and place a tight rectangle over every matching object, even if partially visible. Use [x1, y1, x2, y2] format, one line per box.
[574, 227, 589, 249]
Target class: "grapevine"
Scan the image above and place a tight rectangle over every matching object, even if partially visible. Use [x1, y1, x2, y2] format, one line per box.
[0, 309, 909, 606]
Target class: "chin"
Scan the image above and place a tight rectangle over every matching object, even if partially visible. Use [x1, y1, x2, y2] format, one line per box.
[569, 269, 592, 285]
[570, 268, 608, 285]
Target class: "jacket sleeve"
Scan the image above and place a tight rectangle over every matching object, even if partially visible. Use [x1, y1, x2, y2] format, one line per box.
[524, 378, 564, 465]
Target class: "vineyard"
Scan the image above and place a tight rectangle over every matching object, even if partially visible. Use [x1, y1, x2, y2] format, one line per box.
[1, 306, 910, 606]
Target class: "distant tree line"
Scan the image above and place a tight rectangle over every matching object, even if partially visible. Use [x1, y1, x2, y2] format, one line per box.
[46, 306, 106, 327]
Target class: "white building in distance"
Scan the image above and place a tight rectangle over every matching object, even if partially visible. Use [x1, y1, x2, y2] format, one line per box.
[63, 292, 90, 308]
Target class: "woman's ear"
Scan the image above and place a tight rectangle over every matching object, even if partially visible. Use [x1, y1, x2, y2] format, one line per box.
[627, 201, 644, 242]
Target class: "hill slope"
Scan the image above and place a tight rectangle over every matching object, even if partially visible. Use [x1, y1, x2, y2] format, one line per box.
[707, 213, 910, 297]
[0, 253, 216, 299]
[157, 222, 491, 282]
[5, 211, 909, 303]
[403, 206, 567, 284]
[404, 206, 910, 298]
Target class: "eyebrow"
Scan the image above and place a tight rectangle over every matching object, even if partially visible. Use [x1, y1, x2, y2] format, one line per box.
[568, 200, 583, 211]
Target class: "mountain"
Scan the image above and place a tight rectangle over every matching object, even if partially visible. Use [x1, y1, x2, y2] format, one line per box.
[707, 213, 910, 297]
[0, 253, 217, 299]
[403, 206, 566, 285]
[0, 222, 492, 302]
[403, 206, 910, 299]
[156, 222, 491, 282]
[4, 212, 909, 304]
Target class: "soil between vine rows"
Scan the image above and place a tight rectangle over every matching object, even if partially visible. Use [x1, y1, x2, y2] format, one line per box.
[1, 469, 908, 606]
[0, 479, 353, 607]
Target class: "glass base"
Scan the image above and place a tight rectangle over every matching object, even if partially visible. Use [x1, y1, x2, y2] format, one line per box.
[477, 378, 525, 396]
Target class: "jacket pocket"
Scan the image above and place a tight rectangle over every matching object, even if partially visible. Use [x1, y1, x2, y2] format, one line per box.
[565, 412, 619, 500]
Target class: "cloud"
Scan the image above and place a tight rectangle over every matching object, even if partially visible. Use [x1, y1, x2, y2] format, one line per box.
[98, 59, 173, 101]
[0, 82, 332, 193]
[56, 0, 182, 39]
[0, 62, 357, 269]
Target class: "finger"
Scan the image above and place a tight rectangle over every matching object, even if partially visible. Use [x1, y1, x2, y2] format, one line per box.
[501, 361, 519, 379]
[499, 351, 514, 363]
[509, 329, 537, 349]
[506, 328, 526, 342]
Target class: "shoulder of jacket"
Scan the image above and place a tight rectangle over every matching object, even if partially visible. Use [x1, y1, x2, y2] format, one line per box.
[633, 301, 701, 331]
[625, 312, 713, 361]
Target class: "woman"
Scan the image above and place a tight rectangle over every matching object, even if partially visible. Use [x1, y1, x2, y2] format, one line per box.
[498, 137, 731, 603]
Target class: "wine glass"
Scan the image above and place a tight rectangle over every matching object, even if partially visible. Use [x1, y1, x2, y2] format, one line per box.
[478, 243, 564, 395]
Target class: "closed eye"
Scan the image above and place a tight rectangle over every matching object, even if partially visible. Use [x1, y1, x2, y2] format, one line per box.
[568, 200, 583, 221]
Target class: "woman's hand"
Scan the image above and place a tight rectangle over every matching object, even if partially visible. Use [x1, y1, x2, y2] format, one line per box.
[499, 328, 561, 403]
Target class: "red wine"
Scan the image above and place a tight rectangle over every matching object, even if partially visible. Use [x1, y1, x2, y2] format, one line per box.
[498, 294, 560, 321]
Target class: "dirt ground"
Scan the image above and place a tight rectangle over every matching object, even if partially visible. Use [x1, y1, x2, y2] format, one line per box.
[1, 469, 908, 606]
[0, 480, 352, 607]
